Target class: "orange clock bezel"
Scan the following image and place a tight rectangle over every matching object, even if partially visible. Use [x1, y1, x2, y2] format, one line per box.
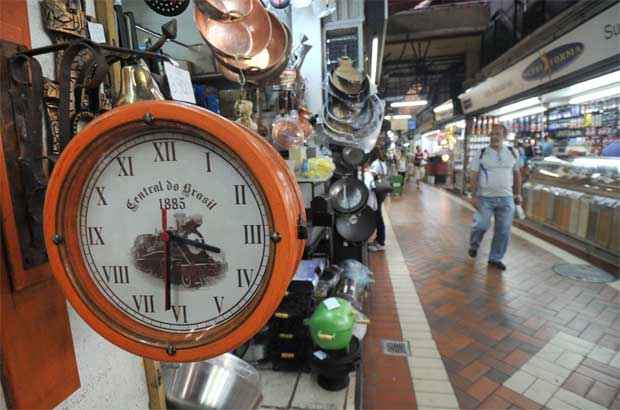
[44, 101, 305, 362]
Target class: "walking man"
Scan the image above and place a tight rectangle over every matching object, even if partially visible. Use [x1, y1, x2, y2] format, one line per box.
[413, 145, 424, 190]
[468, 125, 522, 270]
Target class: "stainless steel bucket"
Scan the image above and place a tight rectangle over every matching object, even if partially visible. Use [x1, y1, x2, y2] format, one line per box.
[164, 354, 262, 409]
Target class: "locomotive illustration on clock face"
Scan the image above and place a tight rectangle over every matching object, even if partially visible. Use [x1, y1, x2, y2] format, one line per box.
[131, 212, 228, 289]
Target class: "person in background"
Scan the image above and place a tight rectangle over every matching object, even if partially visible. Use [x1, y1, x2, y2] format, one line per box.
[368, 149, 389, 252]
[468, 124, 522, 271]
[541, 135, 554, 157]
[413, 145, 425, 190]
[397, 150, 408, 180]
[517, 142, 527, 178]
[601, 141, 620, 157]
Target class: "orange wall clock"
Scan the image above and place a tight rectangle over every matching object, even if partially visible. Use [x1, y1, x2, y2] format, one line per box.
[44, 101, 306, 362]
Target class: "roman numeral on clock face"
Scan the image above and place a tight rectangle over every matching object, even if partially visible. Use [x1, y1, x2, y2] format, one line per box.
[205, 152, 212, 172]
[171, 305, 188, 323]
[213, 296, 224, 313]
[243, 225, 263, 245]
[87, 227, 105, 245]
[132, 295, 155, 313]
[237, 268, 254, 287]
[234, 185, 247, 205]
[117, 156, 134, 176]
[153, 141, 177, 162]
[95, 186, 107, 206]
[102, 265, 129, 284]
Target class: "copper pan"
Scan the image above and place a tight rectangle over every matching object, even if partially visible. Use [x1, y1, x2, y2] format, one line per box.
[194, 0, 253, 19]
[194, 0, 272, 58]
[215, 12, 286, 72]
[215, 22, 291, 85]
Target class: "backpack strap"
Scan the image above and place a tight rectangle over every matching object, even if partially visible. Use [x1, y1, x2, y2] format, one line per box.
[508, 146, 517, 160]
[479, 148, 486, 159]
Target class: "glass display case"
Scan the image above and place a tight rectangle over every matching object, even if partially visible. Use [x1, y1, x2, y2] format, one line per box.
[523, 157, 620, 261]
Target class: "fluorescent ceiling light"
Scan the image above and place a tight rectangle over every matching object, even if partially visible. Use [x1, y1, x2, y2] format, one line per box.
[569, 85, 620, 105]
[385, 114, 412, 120]
[421, 130, 440, 138]
[433, 101, 453, 113]
[370, 37, 378, 85]
[391, 100, 427, 108]
[498, 105, 545, 122]
[493, 97, 541, 116]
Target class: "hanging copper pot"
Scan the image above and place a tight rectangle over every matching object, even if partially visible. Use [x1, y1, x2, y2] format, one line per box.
[215, 12, 287, 72]
[194, 0, 253, 19]
[194, 0, 272, 59]
[214, 20, 291, 85]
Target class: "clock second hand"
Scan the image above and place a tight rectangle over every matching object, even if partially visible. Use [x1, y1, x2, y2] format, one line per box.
[161, 207, 171, 311]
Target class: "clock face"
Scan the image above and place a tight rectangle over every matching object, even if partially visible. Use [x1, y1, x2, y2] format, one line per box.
[77, 131, 273, 332]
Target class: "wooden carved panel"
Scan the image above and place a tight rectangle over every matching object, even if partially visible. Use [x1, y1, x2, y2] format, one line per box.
[0, 42, 50, 290]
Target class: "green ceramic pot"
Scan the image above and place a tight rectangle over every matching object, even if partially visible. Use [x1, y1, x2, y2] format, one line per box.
[305, 297, 356, 350]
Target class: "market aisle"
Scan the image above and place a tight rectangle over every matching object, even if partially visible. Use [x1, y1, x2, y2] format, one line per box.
[364, 183, 620, 410]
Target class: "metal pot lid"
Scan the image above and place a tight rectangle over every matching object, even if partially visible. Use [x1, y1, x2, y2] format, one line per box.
[328, 74, 370, 104]
[335, 206, 376, 243]
[326, 86, 370, 111]
[342, 147, 367, 167]
[320, 94, 385, 153]
[195, 0, 272, 59]
[270, 0, 291, 8]
[145, 0, 190, 16]
[324, 102, 372, 130]
[329, 177, 369, 214]
[326, 99, 364, 123]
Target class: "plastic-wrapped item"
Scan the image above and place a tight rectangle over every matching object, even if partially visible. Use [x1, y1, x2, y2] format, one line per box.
[272, 112, 305, 149]
[305, 156, 336, 180]
[339, 259, 374, 288]
[320, 95, 385, 153]
[315, 265, 343, 299]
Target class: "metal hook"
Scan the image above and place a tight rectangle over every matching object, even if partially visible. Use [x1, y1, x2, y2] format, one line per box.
[234, 54, 247, 96]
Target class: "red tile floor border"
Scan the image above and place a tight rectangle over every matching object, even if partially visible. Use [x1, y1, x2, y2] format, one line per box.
[362, 182, 620, 409]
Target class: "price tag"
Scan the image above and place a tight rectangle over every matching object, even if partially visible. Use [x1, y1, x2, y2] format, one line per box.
[323, 297, 340, 310]
[313, 351, 327, 360]
[164, 61, 196, 104]
[87, 22, 106, 44]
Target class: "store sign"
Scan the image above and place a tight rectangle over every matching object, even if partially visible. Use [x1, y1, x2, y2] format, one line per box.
[459, 2, 620, 113]
[521, 43, 584, 81]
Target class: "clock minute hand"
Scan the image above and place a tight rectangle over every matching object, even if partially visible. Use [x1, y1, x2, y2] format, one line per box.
[161, 208, 171, 311]
[168, 233, 221, 254]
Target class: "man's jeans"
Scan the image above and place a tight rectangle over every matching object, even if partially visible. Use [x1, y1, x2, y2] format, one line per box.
[469, 196, 515, 262]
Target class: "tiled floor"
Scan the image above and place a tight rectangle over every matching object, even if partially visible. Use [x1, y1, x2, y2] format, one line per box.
[260, 370, 356, 410]
[363, 183, 620, 409]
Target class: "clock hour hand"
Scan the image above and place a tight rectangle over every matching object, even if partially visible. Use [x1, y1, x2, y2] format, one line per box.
[168, 233, 221, 254]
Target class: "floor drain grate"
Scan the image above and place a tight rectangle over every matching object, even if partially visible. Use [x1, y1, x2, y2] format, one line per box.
[553, 263, 616, 283]
[381, 339, 411, 356]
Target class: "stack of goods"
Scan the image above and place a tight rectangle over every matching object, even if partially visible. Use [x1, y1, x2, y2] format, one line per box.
[195, 0, 291, 85]
[267, 260, 320, 371]
[306, 297, 364, 391]
[321, 57, 384, 153]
